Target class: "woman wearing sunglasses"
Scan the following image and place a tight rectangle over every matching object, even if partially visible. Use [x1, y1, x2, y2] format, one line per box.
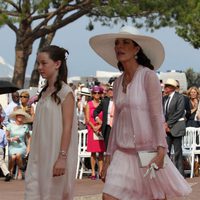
[85, 85, 106, 180]
[15, 91, 35, 124]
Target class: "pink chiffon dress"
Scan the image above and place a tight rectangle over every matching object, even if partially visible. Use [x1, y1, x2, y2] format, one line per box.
[103, 66, 192, 200]
[87, 100, 106, 152]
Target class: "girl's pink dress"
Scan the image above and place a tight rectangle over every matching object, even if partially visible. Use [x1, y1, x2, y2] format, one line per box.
[87, 100, 106, 152]
[103, 66, 192, 200]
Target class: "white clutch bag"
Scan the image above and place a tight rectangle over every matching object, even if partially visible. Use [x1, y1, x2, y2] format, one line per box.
[93, 132, 104, 140]
[138, 151, 168, 168]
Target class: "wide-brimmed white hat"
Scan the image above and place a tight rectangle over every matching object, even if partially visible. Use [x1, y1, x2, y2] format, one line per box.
[9, 109, 32, 123]
[89, 26, 165, 70]
[78, 87, 91, 96]
[164, 79, 178, 88]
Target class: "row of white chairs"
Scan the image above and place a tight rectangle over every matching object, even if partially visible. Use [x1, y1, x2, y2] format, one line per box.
[183, 127, 200, 178]
[76, 127, 200, 179]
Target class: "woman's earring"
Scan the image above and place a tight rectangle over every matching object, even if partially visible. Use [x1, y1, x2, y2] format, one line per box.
[134, 54, 138, 60]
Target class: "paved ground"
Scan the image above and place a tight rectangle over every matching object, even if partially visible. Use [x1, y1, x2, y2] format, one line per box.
[0, 176, 200, 200]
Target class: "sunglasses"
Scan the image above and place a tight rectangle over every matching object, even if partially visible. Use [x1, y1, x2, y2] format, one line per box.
[93, 92, 101, 95]
[20, 96, 29, 98]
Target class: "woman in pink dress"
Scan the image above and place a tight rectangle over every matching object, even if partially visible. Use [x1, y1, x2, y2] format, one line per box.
[85, 85, 106, 179]
[89, 26, 192, 200]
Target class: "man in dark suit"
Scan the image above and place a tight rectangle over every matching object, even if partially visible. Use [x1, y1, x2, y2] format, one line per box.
[93, 84, 114, 149]
[175, 80, 191, 122]
[163, 78, 186, 176]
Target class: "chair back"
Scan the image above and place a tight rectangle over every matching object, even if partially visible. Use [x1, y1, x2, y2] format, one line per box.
[183, 127, 196, 150]
[183, 127, 200, 178]
[78, 129, 90, 156]
[194, 127, 200, 147]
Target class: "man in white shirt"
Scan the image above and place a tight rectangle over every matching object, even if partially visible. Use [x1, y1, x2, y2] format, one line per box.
[4, 92, 20, 122]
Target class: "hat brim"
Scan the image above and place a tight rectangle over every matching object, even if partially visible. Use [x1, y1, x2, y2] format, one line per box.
[164, 83, 177, 88]
[79, 92, 91, 96]
[89, 33, 165, 70]
[9, 109, 32, 123]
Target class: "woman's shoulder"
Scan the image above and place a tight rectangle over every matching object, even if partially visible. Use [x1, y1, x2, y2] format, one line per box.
[140, 66, 158, 79]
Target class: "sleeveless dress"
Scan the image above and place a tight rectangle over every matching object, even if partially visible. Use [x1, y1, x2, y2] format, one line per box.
[103, 66, 192, 200]
[86, 100, 106, 152]
[25, 83, 78, 200]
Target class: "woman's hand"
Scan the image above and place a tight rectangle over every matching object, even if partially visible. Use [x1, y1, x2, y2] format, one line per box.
[100, 155, 110, 182]
[11, 136, 20, 143]
[96, 117, 102, 125]
[93, 125, 101, 133]
[53, 156, 66, 177]
[150, 147, 166, 169]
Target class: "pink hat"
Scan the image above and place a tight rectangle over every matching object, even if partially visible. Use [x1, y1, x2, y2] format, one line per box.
[91, 85, 103, 94]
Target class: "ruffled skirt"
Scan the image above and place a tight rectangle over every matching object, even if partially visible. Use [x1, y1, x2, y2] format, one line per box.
[103, 150, 192, 200]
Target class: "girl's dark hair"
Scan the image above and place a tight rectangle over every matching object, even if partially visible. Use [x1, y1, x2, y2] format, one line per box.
[118, 41, 154, 71]
[38, 45, 69, 104]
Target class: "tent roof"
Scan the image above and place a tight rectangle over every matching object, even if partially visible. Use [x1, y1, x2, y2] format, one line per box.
[0, 56, 14, 78]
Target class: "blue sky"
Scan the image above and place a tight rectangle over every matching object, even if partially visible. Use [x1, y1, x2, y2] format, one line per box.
[0, 16, 199, 78]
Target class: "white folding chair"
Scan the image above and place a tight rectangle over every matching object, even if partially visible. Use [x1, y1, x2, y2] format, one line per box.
[182, 127, 200, 178]
[76, 129, 91, 179]
[182, 127, 195, 177]
[190, 127, 200, 178]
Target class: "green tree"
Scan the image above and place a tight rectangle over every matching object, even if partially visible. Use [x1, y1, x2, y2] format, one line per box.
[0, 0, 199, 88]
[185, 68, 200, 88]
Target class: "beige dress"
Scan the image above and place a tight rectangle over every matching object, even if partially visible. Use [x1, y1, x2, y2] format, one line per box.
[25, 83, 78, 200]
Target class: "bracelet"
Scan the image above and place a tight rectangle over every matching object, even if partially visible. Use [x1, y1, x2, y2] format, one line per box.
[59, 150, 67, 158]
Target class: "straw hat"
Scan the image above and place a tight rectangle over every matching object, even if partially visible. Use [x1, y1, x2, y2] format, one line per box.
[164, 79, 178, 88]
[9, 109, 32, 123]
[89, 26, 165, 70]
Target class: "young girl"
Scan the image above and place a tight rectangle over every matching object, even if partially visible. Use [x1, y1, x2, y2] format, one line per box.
[25, 45, 78, 200]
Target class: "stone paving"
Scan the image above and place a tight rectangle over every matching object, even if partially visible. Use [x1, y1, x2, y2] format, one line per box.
[0, 177, 200, 200]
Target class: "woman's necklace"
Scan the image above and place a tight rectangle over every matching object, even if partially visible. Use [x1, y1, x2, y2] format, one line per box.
[122, 66, 140, 93]
[122, 74, 132, 93]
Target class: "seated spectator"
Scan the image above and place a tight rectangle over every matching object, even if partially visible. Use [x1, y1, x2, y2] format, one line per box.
[15, 91, 35, 130]
[6, 109, 31, 179]
[0, 105, 11, 182]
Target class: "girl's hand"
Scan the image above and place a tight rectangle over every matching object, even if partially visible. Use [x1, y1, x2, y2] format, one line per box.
[53, 156, 66, 177]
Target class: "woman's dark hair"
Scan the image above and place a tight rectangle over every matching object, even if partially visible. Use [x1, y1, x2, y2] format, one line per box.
[38, 45, 69, 104]
[118, 40, 154, 71]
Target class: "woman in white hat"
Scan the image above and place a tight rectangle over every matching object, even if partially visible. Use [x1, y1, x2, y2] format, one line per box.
[6, 109, 31, 179]
[77, 87, 91, 130]
[89, 26, 191, 200]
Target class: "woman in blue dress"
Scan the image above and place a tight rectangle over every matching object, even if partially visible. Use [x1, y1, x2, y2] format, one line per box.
[6, 109, 31, 179]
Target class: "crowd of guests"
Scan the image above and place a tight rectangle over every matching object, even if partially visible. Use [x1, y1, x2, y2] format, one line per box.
[0, 78, 200, 182]
[0, 91, 34, 181]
